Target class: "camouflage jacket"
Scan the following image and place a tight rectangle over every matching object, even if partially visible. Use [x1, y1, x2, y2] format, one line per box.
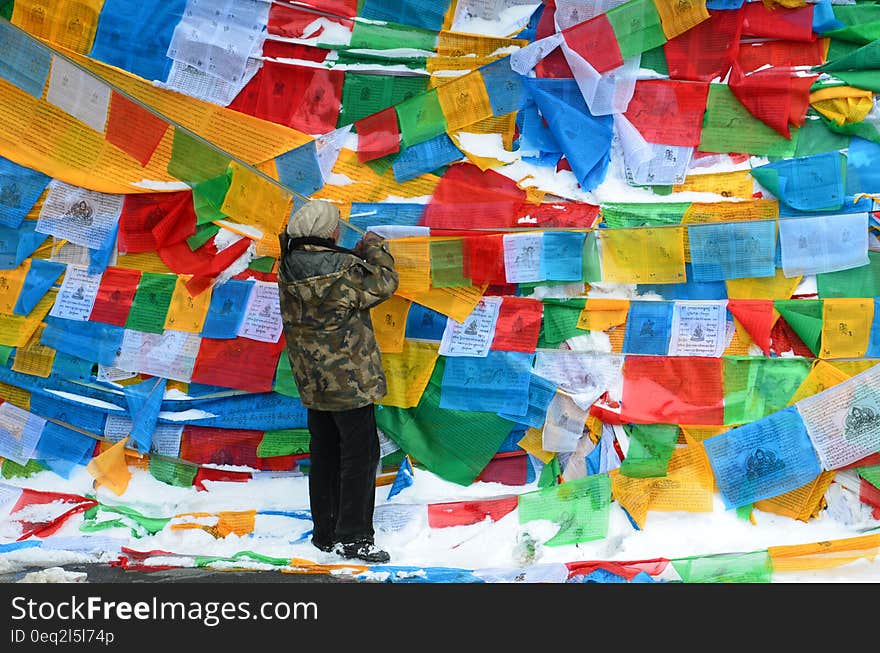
[277, 233, 399, 411]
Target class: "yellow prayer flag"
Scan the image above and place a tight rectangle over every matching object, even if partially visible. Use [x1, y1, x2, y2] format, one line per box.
[115, 251, 173, 274]
[215, 510, 257, 538]
[221, 161, 293, 238]
[12, 0, 104, 54]
[0, 291, 54, 347]
[599, 227, 686, 284]
[371, 295, 411, 354]
[395, 283, 487, 323]
[769, 533, 880, 572]
[723, 319, 756, 356]
[652, 0, 710, 39]
[820, 298, 873, 359]
[576, 298, 630, 331]
[518, 427, 555, 464]
[0, 380, 31, 411]
[680, 424, 730, 442]
[436, 71, 495, 132]
[456, 113, 517, 150]
[726, 268, 801, 300]
[87, 436, 132, 496]
[754, 471, 834, 522]
[387, 238, 432, 295]
[379, 341, 440, 408]
[164, 276, 213, 333]
[810, 87, 874, 126]
[673, 170, 754, 199]
[0, 260, 31, 315]
[286, 559, 370, 575]
[682, 200, 779, 224]
[11, 323, 55, 378]
[788, 360, 852, 405]
[829, 360, 880, 377]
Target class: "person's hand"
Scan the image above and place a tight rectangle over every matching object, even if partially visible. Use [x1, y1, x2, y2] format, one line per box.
[355, 231, 383, 254]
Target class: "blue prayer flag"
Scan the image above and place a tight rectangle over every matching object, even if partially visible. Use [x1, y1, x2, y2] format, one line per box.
[0, 22, 51, 98]
[480, 56, 524, 116]
[525, 78, 613, 191]
[89, 0, 186, 82]
[0, 157, 51, 228]
[276, 141, 324, 196]
[360, 0, 452, 31]
[200, 279, 253, 339]
[88, 224, 119, 275]
[34, 422, 96, 479]
[392, 134, 463, 183]
[688, 221, 777, 282]
[0, 222, 49, 269]
[751, 152, 845, 212]
[13, 259, 65, 316]
[41, 317, 125, 367]
[386, 455, 414, 500]
[519, 101, 561, 154]
[405, 303, 447, 341]
[540, 232, 586, 281]
[846, 137, 880, 196]
[622, 301, 673, 355]
[638, 263, 727, 300]
[439, 351, 534, 414]
[29, 391, 109, 436]
[124, 377, 167, 454]
[497, 373, 557, 428]
[703, 406, 822, 509]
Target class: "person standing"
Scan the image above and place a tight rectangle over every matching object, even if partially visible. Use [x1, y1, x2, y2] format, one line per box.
[277, 199, 398, 564]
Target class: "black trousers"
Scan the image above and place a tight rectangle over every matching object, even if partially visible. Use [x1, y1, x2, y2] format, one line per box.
[307, 404, 380, 546]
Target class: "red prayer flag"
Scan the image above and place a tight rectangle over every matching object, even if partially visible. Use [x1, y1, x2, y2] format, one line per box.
[117, 191, 197, 254]
[727, 298, 774, 355]
[737, 39, 827, 73]
[664, 9, 744, 82]
[285, 0, 358, 19]
[463, 234, 507, 285]
[262, 40, 331, 62]
[475, 451, 529, 485]
[157, 234, 252, 278]
[426, 496, 518, 528]
[621, 356, 724, 425]
[514, 202, 600, 228]
[566, 558, 670, 580]
[193, 467, 252, 491]
[191, 336, 284, 393]
[268, 2, 352, 38]
[180, 425, 297, 470]
[423, 164, 527, 229]
[728, 64, 796, 137]
[88, 266, 142, 326]
[491, 296, 543, 352]
[623, 79, 710, 146]
[562, 14, 624, 74]
[741, 3, 814, 42]
[535, 0, 573, 78]
[355, 107, 400, 163]
[105, 91, 169, 166]
[769, 316, 815, 357]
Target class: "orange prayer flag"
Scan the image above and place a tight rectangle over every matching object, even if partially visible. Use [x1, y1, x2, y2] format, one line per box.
[86, 436, 132, 496]
[105, 91, 170, 166]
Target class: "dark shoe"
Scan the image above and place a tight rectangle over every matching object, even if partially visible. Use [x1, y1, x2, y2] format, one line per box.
[333, 540, 390, 564]
[312, 538, 335, 553]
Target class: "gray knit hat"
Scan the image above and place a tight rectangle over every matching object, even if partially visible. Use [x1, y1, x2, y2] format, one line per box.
[286, 200, 340, 239]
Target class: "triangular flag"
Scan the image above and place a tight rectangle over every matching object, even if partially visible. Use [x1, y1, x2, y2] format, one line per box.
[386, 455, 414, 500]
[86, 437, 132, 496]
[123, 377, 167, 454]
[727, 299, 775, 355]
[774, 299, 824, 356]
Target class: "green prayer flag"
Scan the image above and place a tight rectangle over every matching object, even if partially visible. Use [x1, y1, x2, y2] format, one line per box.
[91, 503, 170, 536]
[187, 223, 221, 251]
[375, 357, 516, 486]
[430, 239, 470, 288]
[0, 1, 13, 20]
[824, 22, 880, 46]
[818, 40, 880, 72]
[672, 550, 773, 583]
[582, 231, 602, 283]
[339, 72, 429, 126]
[817, 250, 880, 298]
[605, 0, 667, 59]
[346, 21, 438, 53]
[722, 356, 812, 426]
[540, 298, 587, 346]
[736, 504, 754, 522]
[125, 272, 177, 334]
[396, 88, 447, 149]
[1, 458, 45, 478]
[699, 84, 799, 157]
[79, 518, 128, 534]
[832, 4, 880, 28]
[273, 352, 300, 398]
[191, 172, 232, 225]
[258, 428, 310, 457]
[517, 474, 612, 546]
[364, 153, 397, 177]
[640, 44, 668, 76]
[196, 550, 292, 568]
[620, 423, 679, 478]
[248, 256, 275, 273]
[167, 129, 231, 186]
[828, 70, 880, 93]
[600, 202, 689, 228]
[382, 448, 405, 469]
[149, 457, 198, 487]
[538, 456, 561, 488]
[795, 115, 851, 156]
[858, 465, 880, 490]
[774, 299, 824, 356]
[817, 112, 880, 145]
[0, 344, 13, 366]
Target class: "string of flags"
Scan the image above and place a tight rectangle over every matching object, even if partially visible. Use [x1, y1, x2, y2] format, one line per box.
[0, 0, 879, 578]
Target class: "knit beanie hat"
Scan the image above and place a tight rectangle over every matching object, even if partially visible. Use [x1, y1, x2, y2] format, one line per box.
[286, 200, 340, 239]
